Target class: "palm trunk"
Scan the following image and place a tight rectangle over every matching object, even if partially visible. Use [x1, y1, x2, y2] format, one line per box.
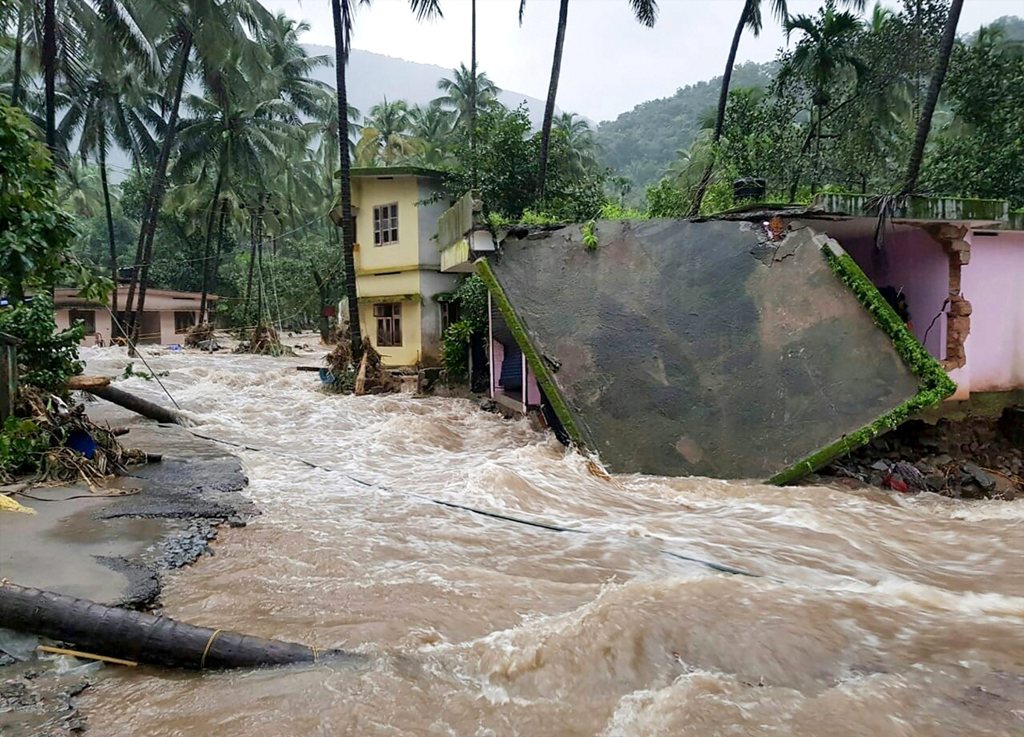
[902, 0, 963, 194]
[331, 0, 363, 360]
[124, 30, 192, 349]
[243, 213, 257, 325]
[211, 197, 228, 314]
[688, 2, 748, 217]
[537, 0, 569, 202]
[199, 152, 228, 323]
[97, 136, 119, 317]
[43, 0, 56, 151]
[469, 0, 477, 186]
[11, 6, 24, 106]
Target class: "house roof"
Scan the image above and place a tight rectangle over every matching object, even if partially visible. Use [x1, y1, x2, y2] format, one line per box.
[345, 166, 446, 180]
[53, 287, 219, 308]
[715, 194, 1022, 232]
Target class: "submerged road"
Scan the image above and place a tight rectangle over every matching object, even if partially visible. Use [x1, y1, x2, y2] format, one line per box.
[77, 346, 1024, 736]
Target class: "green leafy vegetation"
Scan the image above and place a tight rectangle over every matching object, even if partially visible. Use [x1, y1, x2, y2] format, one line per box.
[769, 244, 957, 485]
[441, 275, 489, 382]
[0, 295, 85, 393]
[0, 416, 52, 482]
[602, 6, 1024, 213]
[594, 62, 775, 192]
[581, 220, 598, 250]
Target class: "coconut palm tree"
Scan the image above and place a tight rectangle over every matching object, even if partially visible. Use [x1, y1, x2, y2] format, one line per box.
[902, 0, 963, 194]
[123, 0, 274, 347]
[359, 97, 416, 165]
[781, 0, 867, 194]
[57, 12, 158, 314]
[408, 101, 456, 167]
[435, 63, 500, 135]
[330, 0, 442, 360]
[520, 0, 658, 201]
[173, 48, 315, 322]
[552, 111, 598, 176]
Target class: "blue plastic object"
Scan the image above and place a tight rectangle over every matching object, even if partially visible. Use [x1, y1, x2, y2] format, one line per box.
[67, 429, 97, 460]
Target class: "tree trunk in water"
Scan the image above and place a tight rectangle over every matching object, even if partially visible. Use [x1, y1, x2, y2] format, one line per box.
[86, 384, 184, 425]
[124, 30, 192, 350]
[209, 198, 229, 320]
[98, 136, 119, 318]
[688, 4, 748, 217]
[331, 0, 363, 361]
[43, 0, 56, 151]
[902, 0, 963, 195]
[0, 582, 344, 670]
[11, 7, 24, 106]
[199, 155, 227, 323]
[243, 214, 257, 326]
[537, 0, 569, 203]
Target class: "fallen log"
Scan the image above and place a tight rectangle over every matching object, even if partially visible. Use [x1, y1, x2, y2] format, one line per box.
[0, 582, 342, 670]
[67, 375, 112, 390]
[84, 384, 184, 426]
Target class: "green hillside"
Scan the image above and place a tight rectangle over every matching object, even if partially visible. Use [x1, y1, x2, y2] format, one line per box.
[594, 61, 774, 190]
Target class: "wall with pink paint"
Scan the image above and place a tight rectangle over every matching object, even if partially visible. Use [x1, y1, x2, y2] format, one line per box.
[525, 365, 541, 406]
[961, 231, 1024, 393]
[842, 228, 949, 359]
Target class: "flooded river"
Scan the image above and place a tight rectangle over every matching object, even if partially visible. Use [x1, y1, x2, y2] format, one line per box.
[77, 347, 1024, 736]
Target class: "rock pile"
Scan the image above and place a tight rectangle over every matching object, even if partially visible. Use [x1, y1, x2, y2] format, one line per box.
[821, 411, 1023, 500]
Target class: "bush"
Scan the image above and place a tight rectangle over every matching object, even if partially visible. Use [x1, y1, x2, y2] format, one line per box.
[0, 295, 84, 393]
[440, 275, 489, 383]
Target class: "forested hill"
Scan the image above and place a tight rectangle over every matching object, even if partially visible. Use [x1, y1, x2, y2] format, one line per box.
[594, 61, 774, 189]
[303, 45, 550, 126]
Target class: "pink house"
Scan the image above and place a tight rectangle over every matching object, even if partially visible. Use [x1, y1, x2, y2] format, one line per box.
[54, 287, 217, 346]
[806, 194, 1024, 402]
[488, 292, 542, 414]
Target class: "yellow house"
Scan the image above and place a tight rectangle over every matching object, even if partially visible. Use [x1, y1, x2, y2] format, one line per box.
[344, 167, 458, 367]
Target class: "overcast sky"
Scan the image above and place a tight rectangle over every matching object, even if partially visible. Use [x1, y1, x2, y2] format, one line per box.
[265, 0, 1021, 122]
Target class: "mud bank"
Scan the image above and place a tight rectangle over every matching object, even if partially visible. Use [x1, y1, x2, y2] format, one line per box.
[0, 404, 253, 736]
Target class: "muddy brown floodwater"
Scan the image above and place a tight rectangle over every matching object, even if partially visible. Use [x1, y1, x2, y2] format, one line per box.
[76, 348, 1024, 736]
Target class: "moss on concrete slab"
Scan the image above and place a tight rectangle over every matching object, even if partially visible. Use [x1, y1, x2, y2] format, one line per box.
[475, 258, 585, 448]
[768, 242, 957, 485]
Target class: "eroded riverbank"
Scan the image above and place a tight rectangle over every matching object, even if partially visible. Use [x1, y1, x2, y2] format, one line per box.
[12, 346, 1024, 736]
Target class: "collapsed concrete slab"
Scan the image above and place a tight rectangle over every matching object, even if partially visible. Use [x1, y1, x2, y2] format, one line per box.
[478, 218, 954, 483]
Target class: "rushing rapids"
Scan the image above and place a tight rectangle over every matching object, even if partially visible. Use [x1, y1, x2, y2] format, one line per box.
[76, 347, 1024, 736]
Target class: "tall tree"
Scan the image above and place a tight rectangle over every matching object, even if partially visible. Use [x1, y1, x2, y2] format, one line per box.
[43, 0, 56, 149]
[688, 0, 867, 215]
[330, 0, 442, 361]
[902, 0, 963, 194]
[781, 0, 866, 195]
[123, 0, 273, 347]
[57, 10, 159, 316]
[522, 0, 657, 202]
[435, 63, 499, 133]
[470, 0, 477, 182]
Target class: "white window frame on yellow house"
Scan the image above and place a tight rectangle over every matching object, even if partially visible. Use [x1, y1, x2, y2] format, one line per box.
[373, 203, 399, 246]
[373, 302, 403, 346]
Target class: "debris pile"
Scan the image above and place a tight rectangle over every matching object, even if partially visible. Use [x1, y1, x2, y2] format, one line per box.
[321, 338, 399, 395]
[822, 411, 1023, 499]
[235, 325, 294, 357]
[183, 322, 215, 348]
[1, 387, 148, 486]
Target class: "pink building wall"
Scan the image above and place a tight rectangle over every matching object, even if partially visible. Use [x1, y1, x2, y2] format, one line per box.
[842, 229, 949, 359]
[489, 338, 541, 407]
[961, 231, 1024, 393]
